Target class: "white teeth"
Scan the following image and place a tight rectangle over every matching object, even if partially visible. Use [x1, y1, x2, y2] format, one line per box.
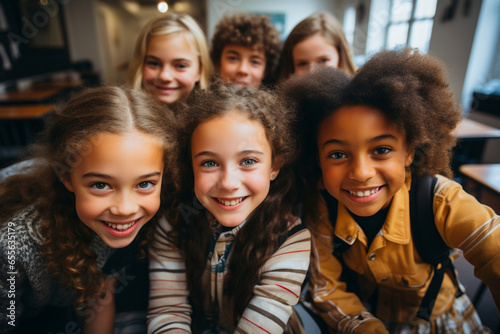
[350, 187, 379, 197]
[104, 220, 137, 231]
[217, 197, 244, 206]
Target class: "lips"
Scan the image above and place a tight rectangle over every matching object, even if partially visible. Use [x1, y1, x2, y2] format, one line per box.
[216, 197, 246, 206]
[102, 219, 139, 231]
[348, 187, 380, 198]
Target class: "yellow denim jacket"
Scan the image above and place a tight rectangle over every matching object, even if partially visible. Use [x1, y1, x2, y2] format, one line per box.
[309, 173, 500, 330]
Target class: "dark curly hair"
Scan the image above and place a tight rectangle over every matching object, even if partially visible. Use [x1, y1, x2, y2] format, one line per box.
[210, 12, 281, 85]
[164, 80, 297, 329]
[281, 48, 462, 222]
[0, 86, 177, 309]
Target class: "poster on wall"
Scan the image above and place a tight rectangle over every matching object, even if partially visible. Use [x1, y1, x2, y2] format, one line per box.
[252, 12, 286, 40]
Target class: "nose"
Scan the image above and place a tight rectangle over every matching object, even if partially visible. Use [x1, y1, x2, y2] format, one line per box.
[110, 191, 139, 216]
[218, 167, 241, 191]
[348, 156, 375, 182]
[237, 60, 250, 75]
[159, 65, 173, 82]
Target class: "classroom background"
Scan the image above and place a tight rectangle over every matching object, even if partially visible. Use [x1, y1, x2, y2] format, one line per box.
[0, 0, 499, 331]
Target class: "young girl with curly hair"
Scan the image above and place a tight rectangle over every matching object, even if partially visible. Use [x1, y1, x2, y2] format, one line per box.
[127, 13, 213, 105]
[281, 48, 499, 333]
[210, 12, 281, 87]
[148, 81, 311, 333]
[277, 12, 357, 83]
[0, 87, 176, 333]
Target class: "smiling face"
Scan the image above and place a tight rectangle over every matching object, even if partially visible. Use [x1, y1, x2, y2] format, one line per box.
[62, 130, 165, 248]
[292, 33, 340, 75]
[191, 111, 279, 227]
[317, 105, 414, 217]
[142, 33, 201, 105]
[219, 44, 266, 87]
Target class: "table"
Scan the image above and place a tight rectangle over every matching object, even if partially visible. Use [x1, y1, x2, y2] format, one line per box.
[460, 164, 500, 214]
[0, 80, 84, 105]
[452, 119, 500, 176]
[0, 104, 54, 119]
[459, 164, 500, 195]
[455, 118, 500, 139]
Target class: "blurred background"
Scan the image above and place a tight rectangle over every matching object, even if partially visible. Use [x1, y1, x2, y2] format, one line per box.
[0, 1, 499, 330]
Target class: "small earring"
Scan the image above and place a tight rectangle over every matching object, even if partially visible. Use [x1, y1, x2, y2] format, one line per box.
[271, 173, 276, 180]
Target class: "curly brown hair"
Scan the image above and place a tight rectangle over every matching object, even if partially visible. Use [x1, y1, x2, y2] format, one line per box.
[281, 48, 462, 221]
[210, 12, 281, 85]
[0, 86, 177, 309]
[277, 12, 357, 82]
[164, 80, 297, 328]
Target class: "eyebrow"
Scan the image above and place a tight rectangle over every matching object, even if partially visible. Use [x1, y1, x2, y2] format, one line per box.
[193, 150, 264, 159]
[145, 55, 192, 63]
[322, 134, 398, 148]
[82, 171, 162, 179]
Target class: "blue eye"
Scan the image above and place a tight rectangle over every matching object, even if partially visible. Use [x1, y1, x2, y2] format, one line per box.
[138, 181, 154, 190]
[329, 152, 346, 160]
[201, 160, 218, 168]
[241, 158, 257, 166]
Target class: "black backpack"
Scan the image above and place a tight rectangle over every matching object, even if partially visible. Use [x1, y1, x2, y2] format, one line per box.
[321, 176, 463, 321]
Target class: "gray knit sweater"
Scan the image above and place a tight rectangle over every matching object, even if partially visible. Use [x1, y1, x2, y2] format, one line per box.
[0, 207, 115, 333]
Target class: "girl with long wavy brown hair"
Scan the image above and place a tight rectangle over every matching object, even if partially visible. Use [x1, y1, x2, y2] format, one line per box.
[0, 86, 176, 333]
[148, 81, 311, 333]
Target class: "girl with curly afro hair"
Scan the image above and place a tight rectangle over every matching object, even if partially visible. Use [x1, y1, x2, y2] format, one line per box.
[148, 80, 311, 333]
[0, 87, 177, 333]
[281, 48, 499, 333]
[210, 12, 281, 87]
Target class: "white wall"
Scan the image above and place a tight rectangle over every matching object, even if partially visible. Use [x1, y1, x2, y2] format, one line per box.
[206, 0, 336, 41]
[461, 0, 499, 111]
[428, 0, 483, 106]
[96, 2, 143, 84]
[63, 0, 104, 75]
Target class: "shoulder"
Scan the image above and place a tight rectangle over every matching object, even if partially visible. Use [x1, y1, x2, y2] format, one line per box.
[277, 217, 311, 251]
[0, 206, 44, 249]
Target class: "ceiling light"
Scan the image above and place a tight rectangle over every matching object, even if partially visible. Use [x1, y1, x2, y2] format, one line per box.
[157, 1, 168, 13]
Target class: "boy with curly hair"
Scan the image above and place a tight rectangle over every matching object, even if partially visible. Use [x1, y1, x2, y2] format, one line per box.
[211, 12, 281, 87]
[282, 48, 499, 333]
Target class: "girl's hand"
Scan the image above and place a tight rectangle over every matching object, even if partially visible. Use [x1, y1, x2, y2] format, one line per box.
[338, 311, 388, 334]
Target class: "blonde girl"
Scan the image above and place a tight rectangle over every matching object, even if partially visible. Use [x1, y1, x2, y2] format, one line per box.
[0, 87, 176, 333]
[127, 14, 213, 105]
[277, 12, 357, 82]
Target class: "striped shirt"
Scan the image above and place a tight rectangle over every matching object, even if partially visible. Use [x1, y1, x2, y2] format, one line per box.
[148, 216, 311, 333]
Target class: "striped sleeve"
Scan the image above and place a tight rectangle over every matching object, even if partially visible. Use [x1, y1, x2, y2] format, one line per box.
[234, 219, 311, 334]
[433, 175, 500, 311]
[147, 216, 192, 334]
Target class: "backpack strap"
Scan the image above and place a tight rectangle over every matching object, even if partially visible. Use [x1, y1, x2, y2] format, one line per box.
[277, 222, 307, 249]
[410, 175, 463, 321]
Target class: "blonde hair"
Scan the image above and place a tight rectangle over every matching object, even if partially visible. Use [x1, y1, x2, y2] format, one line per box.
[127, 14, 213, 90]
[278, 12, 357, 82]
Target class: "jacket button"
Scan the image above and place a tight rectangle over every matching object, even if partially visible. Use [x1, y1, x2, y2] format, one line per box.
[346, 236, 352, 242]
[381, 277, 388, 282]
[368, 253, 376, 261]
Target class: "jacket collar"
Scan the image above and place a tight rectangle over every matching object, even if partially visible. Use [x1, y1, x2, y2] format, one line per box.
[334, 171, 413, 245]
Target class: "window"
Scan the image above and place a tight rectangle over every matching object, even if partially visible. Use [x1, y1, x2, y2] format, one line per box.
[343, 6, 356, 47]
[366, 0, 438, 55]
